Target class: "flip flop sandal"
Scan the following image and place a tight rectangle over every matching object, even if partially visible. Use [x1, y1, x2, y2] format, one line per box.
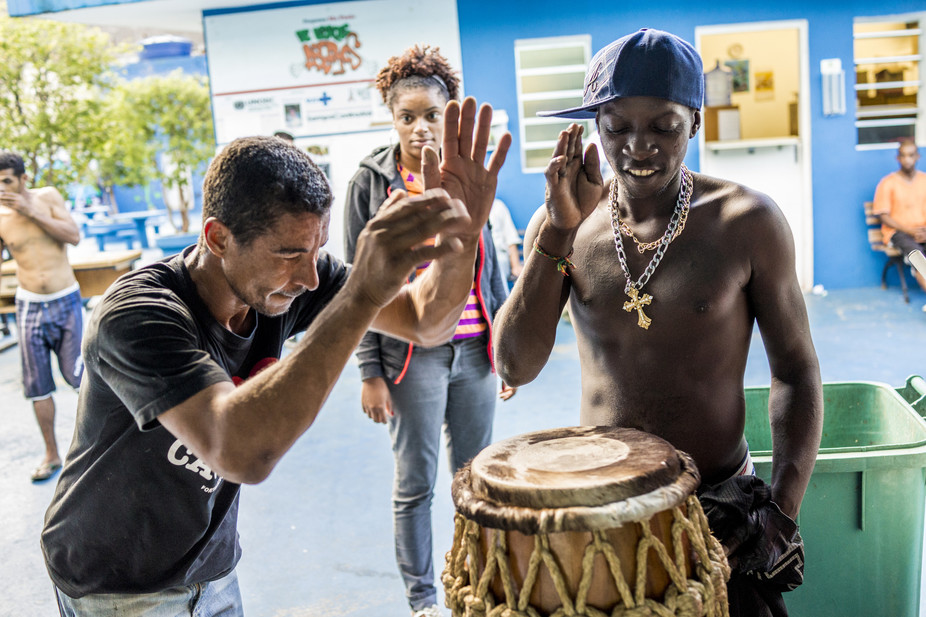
[31, 461, 62, 483]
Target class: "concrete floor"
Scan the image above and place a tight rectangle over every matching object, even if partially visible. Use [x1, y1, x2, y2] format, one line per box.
[1, 283, 925, 617]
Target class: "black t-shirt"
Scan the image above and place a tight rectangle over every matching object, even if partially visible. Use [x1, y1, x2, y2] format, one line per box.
[41, 247, 348, 598]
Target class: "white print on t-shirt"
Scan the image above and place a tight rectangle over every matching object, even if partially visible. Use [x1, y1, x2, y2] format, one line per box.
[163, 357, 277, 493]
[167, 438, 223, 493]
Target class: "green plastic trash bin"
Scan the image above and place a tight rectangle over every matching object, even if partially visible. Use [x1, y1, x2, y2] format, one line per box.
[744, 377, 926, 617]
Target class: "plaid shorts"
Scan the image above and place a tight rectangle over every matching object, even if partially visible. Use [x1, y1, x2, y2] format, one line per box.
[15, 284, 84, 399]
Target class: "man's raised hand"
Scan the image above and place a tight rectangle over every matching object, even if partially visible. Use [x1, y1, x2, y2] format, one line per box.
[348, 188, 470, 309]
[422, 97, 512, 237]
[544, 123, 603, 232]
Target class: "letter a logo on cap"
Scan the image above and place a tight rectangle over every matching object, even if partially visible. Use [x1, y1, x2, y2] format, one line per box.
[584, 61, 604, 100]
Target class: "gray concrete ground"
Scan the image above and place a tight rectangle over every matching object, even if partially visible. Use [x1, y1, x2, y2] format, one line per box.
[1, 283, 925, 616]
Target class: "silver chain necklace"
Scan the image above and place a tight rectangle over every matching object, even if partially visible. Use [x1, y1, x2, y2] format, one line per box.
[607, 164, 693, 329]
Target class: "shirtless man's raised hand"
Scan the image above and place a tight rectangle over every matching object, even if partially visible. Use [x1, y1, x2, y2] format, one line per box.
[0, 152, 83, 483]
[492, 29, 822, 617]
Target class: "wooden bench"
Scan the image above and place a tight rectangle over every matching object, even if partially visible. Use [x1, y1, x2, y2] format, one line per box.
[864, 201, 909, 303]
[0, 249, 143, 316]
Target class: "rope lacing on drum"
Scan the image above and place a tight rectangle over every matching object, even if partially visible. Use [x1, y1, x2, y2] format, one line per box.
[442, 495, 730, 617]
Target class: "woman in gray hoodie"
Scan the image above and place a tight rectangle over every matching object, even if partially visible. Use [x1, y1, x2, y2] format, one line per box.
[343, 45, 513, 617]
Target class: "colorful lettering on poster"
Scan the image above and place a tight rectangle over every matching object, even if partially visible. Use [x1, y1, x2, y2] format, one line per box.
[296, 24, 362, 76]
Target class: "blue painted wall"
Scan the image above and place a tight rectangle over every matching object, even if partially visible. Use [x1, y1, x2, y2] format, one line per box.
[455, 1, 925, 290]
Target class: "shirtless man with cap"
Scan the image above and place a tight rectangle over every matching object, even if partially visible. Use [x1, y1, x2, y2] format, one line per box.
[0, 151, 82, 483]
[494, 29, 823, 616]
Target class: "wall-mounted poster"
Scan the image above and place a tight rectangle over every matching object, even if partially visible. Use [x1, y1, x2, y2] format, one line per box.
[724, 59, 750, 92]
[204, 0, 462, 145]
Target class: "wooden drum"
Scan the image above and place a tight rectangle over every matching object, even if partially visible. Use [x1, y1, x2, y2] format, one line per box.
[442, 426, 730, 617]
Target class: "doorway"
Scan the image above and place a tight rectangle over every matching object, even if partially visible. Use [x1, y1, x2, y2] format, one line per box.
[695, 21, 814, 290]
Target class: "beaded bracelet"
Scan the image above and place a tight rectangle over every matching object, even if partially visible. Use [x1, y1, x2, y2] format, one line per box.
[532, 239, 575, 276]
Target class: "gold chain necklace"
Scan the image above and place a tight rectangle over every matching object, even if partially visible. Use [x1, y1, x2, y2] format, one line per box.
[618, 195, 690, 253]
[608, 165, 693, 329]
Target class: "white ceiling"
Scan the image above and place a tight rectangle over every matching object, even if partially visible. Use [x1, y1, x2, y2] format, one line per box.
[28, 0, 271, 34]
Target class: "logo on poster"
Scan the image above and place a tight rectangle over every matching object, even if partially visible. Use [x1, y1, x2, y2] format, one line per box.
[296, 23, 363, 76]
[305, 92, 333, 107]
[231, 97, 276, 113]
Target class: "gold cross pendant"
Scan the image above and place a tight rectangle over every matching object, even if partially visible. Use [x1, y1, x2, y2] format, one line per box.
[623, 287, 653, 329]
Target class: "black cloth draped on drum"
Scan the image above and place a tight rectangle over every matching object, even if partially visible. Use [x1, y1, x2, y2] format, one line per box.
[698, 475, 804, 617]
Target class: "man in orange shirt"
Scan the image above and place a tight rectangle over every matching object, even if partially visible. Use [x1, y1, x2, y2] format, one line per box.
[874, 139, 926, 306]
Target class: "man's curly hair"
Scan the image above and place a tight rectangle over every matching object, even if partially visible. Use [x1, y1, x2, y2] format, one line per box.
[374, 45, 460, 110]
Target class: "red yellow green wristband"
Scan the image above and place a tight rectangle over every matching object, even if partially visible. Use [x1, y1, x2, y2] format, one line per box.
[532, 239, 575, 276]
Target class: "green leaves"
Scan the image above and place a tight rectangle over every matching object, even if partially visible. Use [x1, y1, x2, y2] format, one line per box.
[0, 6, 124, 190]
[0, 3, 214, 231]
[99, 71, 214, 230]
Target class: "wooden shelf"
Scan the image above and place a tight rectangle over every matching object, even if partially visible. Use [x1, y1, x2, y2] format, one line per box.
[704, 137, 800, 152]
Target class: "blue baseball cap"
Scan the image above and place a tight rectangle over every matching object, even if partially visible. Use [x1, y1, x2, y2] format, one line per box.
[539, 29, 704, 119]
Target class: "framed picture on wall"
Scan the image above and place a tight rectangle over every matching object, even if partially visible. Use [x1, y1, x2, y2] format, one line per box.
[724, 59, 749, 92]
[284, 103, 302, 128]
[754, 70, 775, 100]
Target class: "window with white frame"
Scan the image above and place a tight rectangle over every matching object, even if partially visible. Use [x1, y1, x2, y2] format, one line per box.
[854, 13, 924, 149]
[515, 35, 594, 172]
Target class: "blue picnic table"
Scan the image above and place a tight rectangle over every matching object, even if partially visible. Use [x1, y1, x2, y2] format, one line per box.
[83, 210, 168, 250]
[83, 221, 138, 252]
[109, 209, 168, 249]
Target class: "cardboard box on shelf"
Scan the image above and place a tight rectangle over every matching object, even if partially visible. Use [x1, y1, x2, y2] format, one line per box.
[704, 105, 741, 141]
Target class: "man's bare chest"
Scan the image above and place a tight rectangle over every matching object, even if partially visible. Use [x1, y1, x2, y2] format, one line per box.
[565, 220, 750, 335]
[0, 207, 52, 250]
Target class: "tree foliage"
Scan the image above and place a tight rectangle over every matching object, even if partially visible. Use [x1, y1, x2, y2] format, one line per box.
[0, 5, 122, 190]
[101, 70, 215, 231]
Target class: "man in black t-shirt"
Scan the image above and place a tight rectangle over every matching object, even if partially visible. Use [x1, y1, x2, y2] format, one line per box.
[41, 98, 511, 616]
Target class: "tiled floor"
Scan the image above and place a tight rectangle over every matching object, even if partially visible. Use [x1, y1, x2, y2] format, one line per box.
[1, 283, 925, 616]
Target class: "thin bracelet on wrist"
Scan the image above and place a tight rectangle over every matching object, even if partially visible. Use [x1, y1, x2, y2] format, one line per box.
[532, 239, 575, 276]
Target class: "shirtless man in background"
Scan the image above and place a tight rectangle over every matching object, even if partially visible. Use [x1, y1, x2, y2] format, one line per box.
[0, 151, 82, 483]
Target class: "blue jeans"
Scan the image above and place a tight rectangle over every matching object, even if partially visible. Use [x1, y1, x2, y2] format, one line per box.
[55, 570, 244, 617]
[387, 335, 496, 610]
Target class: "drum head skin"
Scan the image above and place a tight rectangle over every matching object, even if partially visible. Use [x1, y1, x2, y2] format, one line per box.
[454, 426, 701, 533]
[472, 426, 682, 509]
